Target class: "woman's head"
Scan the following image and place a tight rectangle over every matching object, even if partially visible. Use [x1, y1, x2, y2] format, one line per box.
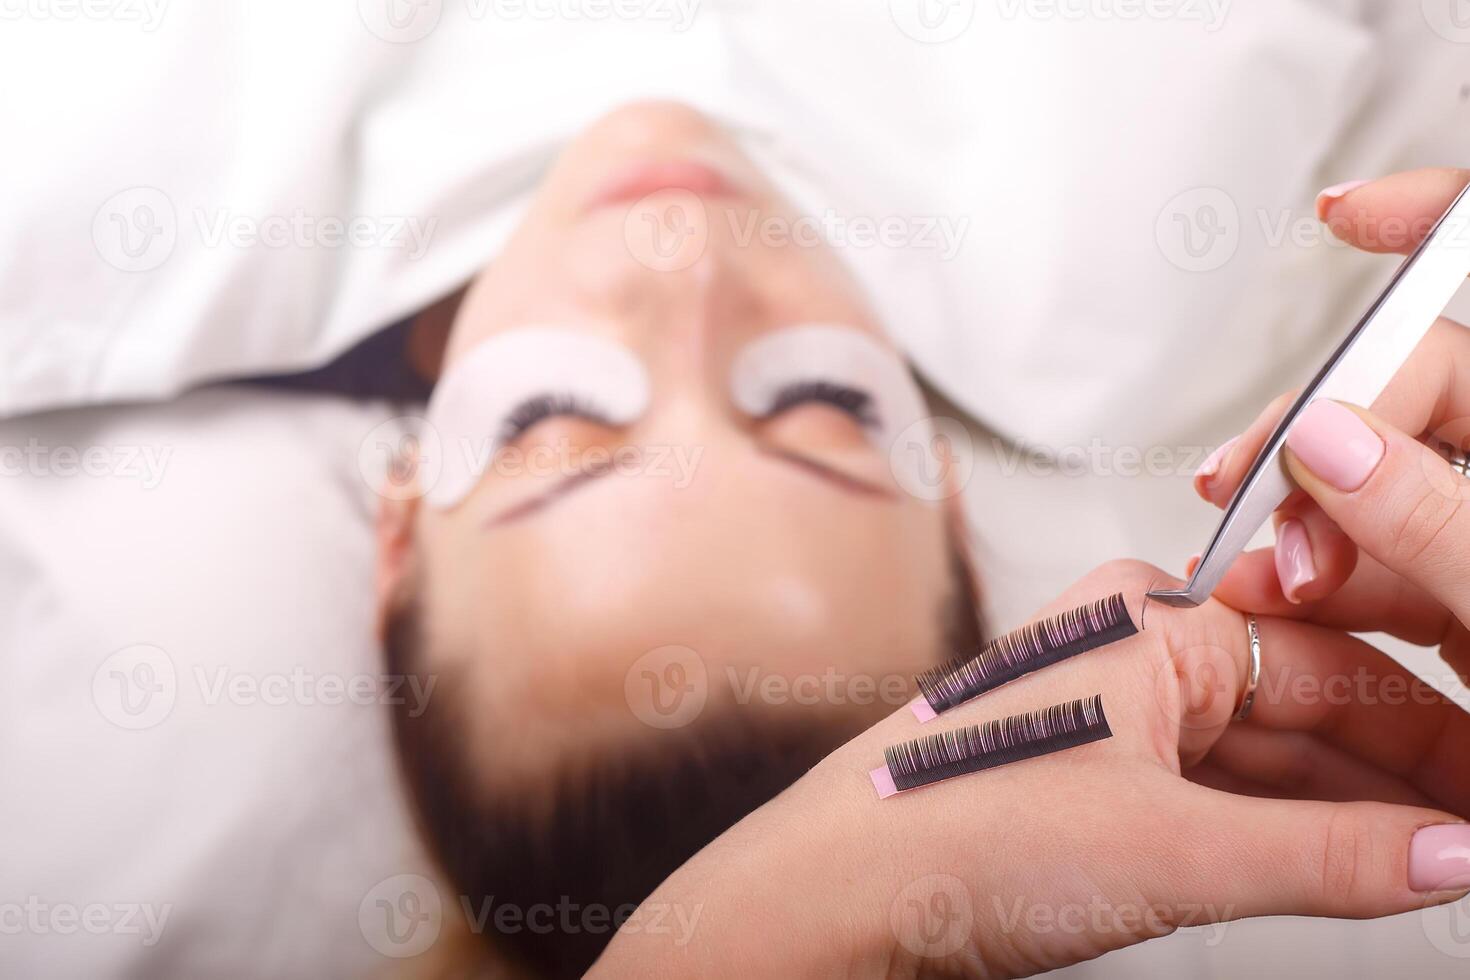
[376, 101, 981, 976]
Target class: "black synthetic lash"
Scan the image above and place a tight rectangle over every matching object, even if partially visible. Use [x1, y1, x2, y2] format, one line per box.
[497, 392, 611, 445]
[768, 380, 880, 428]
[881, 695, 1111, 794]
[915, 593, 1136, 717]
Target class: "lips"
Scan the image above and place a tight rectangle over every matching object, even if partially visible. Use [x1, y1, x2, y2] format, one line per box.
[584, 160, 738, 212]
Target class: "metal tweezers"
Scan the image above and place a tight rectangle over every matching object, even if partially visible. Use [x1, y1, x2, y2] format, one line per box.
[1148, 181, 1470, 608]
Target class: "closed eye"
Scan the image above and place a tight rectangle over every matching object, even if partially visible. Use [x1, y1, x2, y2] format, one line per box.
[498, 392, 613, 445]
[767, 380, 880, 429]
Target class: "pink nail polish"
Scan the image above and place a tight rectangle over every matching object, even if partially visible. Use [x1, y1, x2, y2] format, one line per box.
[1285, 401, 1384, 492]
[1409, 824, 1470, 892]
[1196, 437, 1239, 481]
[1274, 519, 1316, 603]
[1317, 179, 1372, 205]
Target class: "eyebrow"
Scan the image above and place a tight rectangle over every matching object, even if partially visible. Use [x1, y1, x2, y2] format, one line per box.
[480, 443, 896, 529]
[753, 444, 898, 499]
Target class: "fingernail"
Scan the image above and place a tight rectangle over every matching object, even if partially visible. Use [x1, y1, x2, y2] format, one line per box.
[1285, 401, 1384, 492]
[1194, 436, 1239, 497]
[1317, 179, 1372, 204]
[1410, 824, 1470, 892]
[1274, 519, 1316, 603]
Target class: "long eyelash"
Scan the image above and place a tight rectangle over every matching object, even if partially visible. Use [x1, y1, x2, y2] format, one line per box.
[497, 393, 611, 445]
[876, 695, 1111, 795]
[768, 380, 880, 428]
[915, 594, 1136, 718]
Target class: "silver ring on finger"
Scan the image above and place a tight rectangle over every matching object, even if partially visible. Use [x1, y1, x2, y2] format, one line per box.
[1236, 615, 1262, 722]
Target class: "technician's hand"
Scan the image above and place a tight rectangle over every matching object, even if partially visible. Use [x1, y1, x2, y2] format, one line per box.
[1198, 168, 1470, 685]
[592, 561, 1470, 979]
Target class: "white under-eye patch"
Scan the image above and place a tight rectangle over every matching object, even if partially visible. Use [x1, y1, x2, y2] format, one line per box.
[730, 323, 933, 469]
[425, 327, 650, 510]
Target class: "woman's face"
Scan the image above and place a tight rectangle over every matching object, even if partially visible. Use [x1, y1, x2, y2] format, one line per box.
[378, 102, 965, 783]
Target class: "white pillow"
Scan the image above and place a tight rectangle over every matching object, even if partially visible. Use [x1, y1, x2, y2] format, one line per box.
[3, 2, 1464, 450]
[0, 387, 429, 979]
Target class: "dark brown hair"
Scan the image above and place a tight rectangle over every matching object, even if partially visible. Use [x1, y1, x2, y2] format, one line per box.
[384, 543, 983, 978]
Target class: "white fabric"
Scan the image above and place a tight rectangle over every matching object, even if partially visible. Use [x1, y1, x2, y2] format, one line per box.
[3, 1, 1467, 450]
[0, 389, 429, 980]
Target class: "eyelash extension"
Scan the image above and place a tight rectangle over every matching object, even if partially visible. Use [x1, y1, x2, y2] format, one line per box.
[768, 380, 880, 428]
[914, 593, 1136, 720]
[498, 393, 612, 445]
[872, 695, 1111, 797]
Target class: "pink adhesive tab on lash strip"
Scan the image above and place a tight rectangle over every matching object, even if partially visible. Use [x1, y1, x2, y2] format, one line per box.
[869, 765, 899, 799]
[910, 697, 937, 723]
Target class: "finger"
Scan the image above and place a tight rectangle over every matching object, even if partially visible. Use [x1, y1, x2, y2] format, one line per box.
[1269, 501, 1356, 605]
[1162, 788, 1470, 920]
[1317, 168, 1470, 255]
[1193, 725, 1436, 809]
[1214, 548, 1453, 646]
[1243, 618, 1470, 817]
[1282, 400, 1470, 627]
[1198, 317, 1470, 510]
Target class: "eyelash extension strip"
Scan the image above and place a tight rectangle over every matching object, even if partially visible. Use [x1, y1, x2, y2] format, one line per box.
[911, 593, 1136, 722]
[870, 695, 1112, 799]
